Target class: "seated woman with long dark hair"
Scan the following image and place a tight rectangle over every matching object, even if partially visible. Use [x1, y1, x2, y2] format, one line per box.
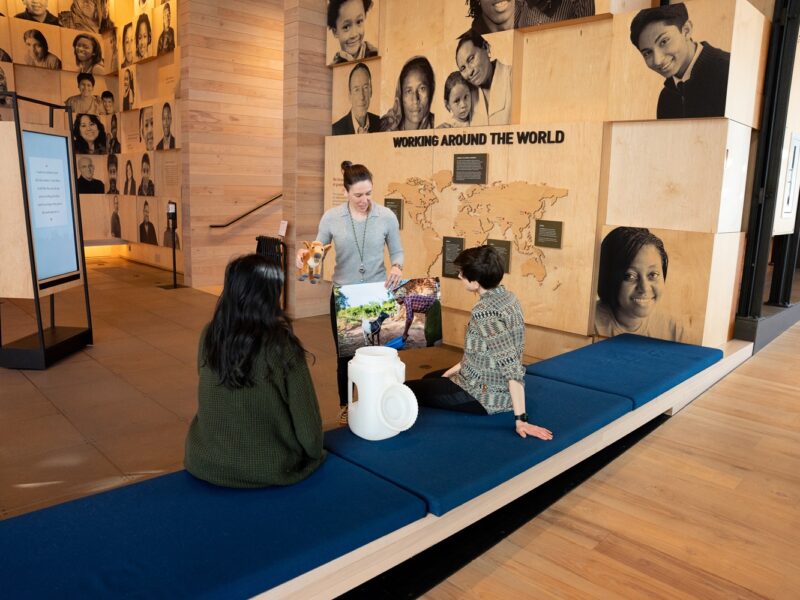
[185, 254, 325, 488]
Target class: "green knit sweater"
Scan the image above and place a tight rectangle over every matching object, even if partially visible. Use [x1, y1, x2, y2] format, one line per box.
[184, 330, 326, 488]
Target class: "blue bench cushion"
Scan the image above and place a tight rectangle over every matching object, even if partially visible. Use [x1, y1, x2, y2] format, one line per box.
[325, 376, 631, 516]
[0, 455, 427, 599]
[526, 334, 723, 409]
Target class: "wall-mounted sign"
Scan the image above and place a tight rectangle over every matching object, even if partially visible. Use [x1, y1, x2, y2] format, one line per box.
[535, 220, 563, 249]
[384, 197, 403, 229]
[453, 153, 487, 185]
[442, 236, 465, 278]
[487, 238, 511, 273]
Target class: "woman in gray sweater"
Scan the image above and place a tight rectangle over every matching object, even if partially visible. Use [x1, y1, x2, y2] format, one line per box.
[296, 161, 404, 424]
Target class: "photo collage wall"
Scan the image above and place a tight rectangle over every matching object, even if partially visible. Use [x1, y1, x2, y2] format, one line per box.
[0, 0, 181, 253]
[325, 0, 769, 350]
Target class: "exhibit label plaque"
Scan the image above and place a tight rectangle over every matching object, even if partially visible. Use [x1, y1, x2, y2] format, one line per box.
[535, 220, 563, 249]
[442, 236, 465, 278]
[384, 197, 403, 229]
[487, 238, 511, 273]
[453, 153, 487, 184]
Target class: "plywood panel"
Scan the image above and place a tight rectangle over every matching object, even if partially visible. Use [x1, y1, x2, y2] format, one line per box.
[606, 119, 749, 233]
[519, 17, 612, 124]
[727, 0, 770, 129]
[703, 232, 744, 347]
[0, 121, 33, 299]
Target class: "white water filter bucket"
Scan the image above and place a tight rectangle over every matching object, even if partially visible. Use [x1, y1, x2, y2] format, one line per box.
[347, 346, 418, 441]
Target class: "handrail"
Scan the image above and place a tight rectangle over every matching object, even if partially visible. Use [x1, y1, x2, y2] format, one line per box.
[208, 192, 283, 228]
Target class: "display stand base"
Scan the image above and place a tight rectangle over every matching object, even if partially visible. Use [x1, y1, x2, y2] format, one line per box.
[0, 326, 92, 370]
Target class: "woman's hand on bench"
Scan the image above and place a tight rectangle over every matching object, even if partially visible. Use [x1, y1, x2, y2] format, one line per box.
[515, 421, 553, 440]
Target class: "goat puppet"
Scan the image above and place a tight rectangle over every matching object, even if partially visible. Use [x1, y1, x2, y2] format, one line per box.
[297, 240, 332, 283]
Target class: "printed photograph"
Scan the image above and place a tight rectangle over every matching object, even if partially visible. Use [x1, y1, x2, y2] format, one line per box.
[13, 21, 62, 69]
[62, 30, 105, 74]
[326, 0, 379, 65]
[155, 0, 175, 55]
[332, 62, 380, 135]
[0, 17, 12, 63]
[514, 0, 595, 29]
[334, 277, 442, 356]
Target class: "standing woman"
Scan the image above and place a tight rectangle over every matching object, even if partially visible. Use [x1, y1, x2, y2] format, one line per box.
[122, 68, 135, 110]
[185, 254, 325, 488]
[123, 159, 136, 195]
[295, 161, 404, 424]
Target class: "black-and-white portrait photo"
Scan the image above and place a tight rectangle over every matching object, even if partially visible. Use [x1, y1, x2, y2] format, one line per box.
[438, 71, 475, 128]
[515, 0, 595, 28]
[72, 112, 107, 154]
[138, 199, 158, 245]
[106, 152, 119, 194]
[120, 21, 135, 68]
[156, 1, 175, 55]
[76, 155, 105, 194]
[0, 65, 11, 107]
[110, 194, 121, 237]
[466, 0, 516, 34]
[71, 32, 103, 73]
[122, 67, 136, 110]
[629, 3, 730, 119]
[138, 152, 155, 196]
[0, 46, 11, 63]
[595, 227, 685, 342]
[455, 30, 511, 126]
[64, 72, 102, 114]
[156, 101, 175, 149]
[123, 157, 137, 195]
[58, 0, 115, 34]
[139, 105, 154, 150]
[380, 55, 435, 131]
[16, 0, 61, 26]
[107, 113, 121, 153]
[332, 62, 379, 135]
[100, 89, 114, 114]
[135, 12, 152, 61]
[327, 0, 377, 64]
[23, 28, 61, 69]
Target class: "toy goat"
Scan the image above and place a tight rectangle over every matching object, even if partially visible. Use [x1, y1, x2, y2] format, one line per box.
[362, 312, 391, 346]
[297, 240, 332, 284]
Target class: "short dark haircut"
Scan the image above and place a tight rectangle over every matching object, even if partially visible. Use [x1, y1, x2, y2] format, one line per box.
[101, 90, 114, 100]
[76, 72, 95, 86]
[327, 0, 373, 30]
[348, 62, 371, 89]
[398, 56, 435, 105]
[341, 160, 372, 190]
[141, 152, 151, 168]
[454, 245, 504, 290]
[597, 227, 669, 311]
[163, 101, 171, 114]
[456, 29, 490, 59]
[629, 3, 689, 48]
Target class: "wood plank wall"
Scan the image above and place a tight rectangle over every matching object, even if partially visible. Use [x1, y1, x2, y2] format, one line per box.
[282, 0, 332, 318]
[180, 0, 285, 289]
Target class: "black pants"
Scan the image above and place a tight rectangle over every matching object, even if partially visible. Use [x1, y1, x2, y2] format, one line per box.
[330, 292, 351, 407]
[405, 369, 487, 415]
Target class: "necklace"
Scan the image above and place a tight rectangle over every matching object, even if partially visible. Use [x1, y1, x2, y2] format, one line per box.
[347, 203, 369, 281]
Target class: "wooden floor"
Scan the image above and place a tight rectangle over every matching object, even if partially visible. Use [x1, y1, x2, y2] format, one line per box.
[423, 323, 800, 600]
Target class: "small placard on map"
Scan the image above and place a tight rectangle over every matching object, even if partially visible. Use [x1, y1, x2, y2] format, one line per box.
[487, 239, 511, 273]
[453, 154, 488, 184]
[442, 236, 465, 278]
[534, 220, 563, 249]
[384, 197, 403, 229]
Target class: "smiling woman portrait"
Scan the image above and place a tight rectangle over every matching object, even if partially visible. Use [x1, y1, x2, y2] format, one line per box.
[595, 226, 685, 342]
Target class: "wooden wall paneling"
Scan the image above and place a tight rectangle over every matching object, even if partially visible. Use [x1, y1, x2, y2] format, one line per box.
[79, 194, 111, 240]
[703, 232, 746, 346]
[12, 65, 62, 125]
[0, 16, 12, 60]
[595, 0, 653, 13]
[726, 0, 770, 129]
[606, 119, 748, 234]
[518, 16, 613, 124]
[120, 193, 139, 241]
[284, 0, 331, 317]
[157, 48, 180, 98]
[181, 0, 284, 289]
[607, 0, 736, 124]
[0, 121, 34, 299]
[505, 122, 605, 336]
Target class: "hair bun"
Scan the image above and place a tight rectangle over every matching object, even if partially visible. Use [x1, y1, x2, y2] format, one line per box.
[341, 160, 353, 172]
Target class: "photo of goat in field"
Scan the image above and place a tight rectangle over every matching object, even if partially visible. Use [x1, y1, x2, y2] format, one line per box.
[334, 278, 442, 357]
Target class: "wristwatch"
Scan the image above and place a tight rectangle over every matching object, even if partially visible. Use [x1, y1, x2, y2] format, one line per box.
[391, 263, 403, 269]
[515, 413, 528, 423]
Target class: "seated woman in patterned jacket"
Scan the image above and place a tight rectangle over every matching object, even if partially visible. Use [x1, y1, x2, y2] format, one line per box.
[405, 245, 553, 440]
